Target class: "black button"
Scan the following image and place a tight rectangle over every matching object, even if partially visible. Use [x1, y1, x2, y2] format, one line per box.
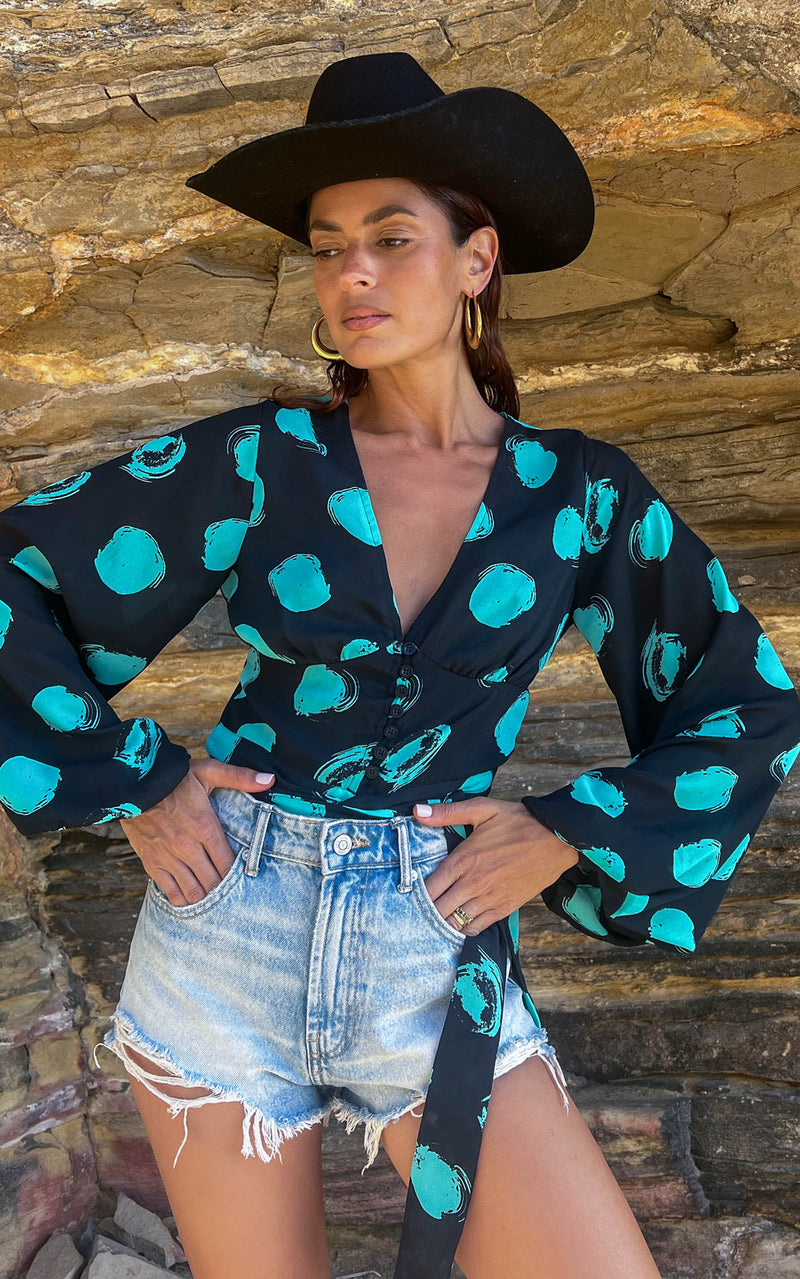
[401, 641, 417, 655]
[372, 745, 388, 761]
[389, 705, 403, 718]
[384, 724, 398, 737]
[398, 664, 414, 677]
[365, 764, 380, 779]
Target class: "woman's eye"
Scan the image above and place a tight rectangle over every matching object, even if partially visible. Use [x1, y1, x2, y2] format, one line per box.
[311, 237, 410, 259]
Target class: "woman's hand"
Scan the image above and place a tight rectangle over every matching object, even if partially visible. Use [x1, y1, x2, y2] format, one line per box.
[412, 797, 580, 935]
[119, 759, 276, 907]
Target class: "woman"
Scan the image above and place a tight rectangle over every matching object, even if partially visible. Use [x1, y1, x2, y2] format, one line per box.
[1, 50, 799, 1279]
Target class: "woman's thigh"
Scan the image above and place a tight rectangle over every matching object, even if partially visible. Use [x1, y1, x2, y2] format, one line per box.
[126, 1047, 331, 1279]
[380, 1053, 661, 1279]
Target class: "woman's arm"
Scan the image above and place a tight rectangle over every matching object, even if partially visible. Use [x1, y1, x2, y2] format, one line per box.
[520, 432, 800, 954]
[0, 404, 262, 836]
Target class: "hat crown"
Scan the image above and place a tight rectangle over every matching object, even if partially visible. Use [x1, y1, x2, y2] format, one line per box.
[305, 51, 444, 127]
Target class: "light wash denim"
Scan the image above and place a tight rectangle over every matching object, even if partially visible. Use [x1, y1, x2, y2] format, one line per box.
[94, 785, 568, 1174]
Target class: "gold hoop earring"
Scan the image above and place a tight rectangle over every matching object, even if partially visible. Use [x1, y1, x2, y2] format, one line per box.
[311, 314, 342, 360]
[464, 294, 483, 350]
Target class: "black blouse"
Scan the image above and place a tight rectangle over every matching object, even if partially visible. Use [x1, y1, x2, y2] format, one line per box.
[1, 395, 799, 1276]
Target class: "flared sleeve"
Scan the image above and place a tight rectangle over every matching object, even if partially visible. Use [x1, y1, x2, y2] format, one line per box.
[521, 432, 800, 954]
[0, 404, 262, 836]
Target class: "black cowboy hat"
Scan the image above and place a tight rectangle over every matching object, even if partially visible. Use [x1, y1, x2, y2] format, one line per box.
[185, 50, 595, 275]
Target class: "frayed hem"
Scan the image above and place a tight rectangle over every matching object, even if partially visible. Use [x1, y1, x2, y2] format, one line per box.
[330, 1092, 427, 1177]
[93, 1012, 335, 1172]
[494, 1035, 572, 1112]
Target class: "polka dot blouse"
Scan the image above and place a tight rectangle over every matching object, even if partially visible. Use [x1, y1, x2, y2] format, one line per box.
[1, 394, 798, 1274]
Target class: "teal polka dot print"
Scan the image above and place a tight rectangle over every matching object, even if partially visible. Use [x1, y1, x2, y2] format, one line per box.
[521, 430, 800, 968]
[0, 397, 799, 1278]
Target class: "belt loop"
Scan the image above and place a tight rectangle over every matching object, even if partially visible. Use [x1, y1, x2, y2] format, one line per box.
[245, 805, 270, 877]
[396, 819, 413, 893]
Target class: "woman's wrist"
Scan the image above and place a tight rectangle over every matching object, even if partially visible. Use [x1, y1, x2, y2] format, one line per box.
[518, 801, 580, 875]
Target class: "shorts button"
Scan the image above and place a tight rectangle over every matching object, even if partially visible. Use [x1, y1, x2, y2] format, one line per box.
[333, 834, 353, 854]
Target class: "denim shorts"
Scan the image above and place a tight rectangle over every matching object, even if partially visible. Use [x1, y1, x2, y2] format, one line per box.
[94, 785, 568, 1175]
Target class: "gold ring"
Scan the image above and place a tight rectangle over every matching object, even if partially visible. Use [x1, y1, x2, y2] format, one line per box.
[452, 906, 474, 929]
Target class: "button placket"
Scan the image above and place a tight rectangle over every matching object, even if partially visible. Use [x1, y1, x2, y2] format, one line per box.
[364, 640, 419, 787]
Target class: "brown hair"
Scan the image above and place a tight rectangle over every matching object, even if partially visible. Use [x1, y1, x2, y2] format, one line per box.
[263, 178, 520, 418]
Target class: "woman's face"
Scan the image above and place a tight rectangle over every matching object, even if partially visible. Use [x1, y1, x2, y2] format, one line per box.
[307, 176, 496, 371]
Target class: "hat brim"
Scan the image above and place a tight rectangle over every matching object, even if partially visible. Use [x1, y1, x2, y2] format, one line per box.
[184, 86, 594, 275]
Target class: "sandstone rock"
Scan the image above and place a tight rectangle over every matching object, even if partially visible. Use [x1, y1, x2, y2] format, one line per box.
[19, 85, 137, 134]
[216, 40, 343, 104]
[84, 1250, 174, 1277]
[128, 67, 233, 122]
[737, 1220, 800, 1277]
[86, 1235, 153, 1264]
[1, 1112, 96, 1279]
[24, 1230, 83, 1279]
[668, 188, 800, 344]
[113, 1191, 185, 1268]
[95, 1216, 136, 1248]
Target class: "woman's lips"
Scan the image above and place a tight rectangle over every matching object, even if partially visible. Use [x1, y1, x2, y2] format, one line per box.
[343, 314, 390, 330]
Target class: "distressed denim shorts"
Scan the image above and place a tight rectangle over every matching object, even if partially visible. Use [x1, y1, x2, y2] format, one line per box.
[94, 785, 568, 1175]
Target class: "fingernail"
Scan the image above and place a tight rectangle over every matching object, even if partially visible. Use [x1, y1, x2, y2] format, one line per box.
[255, 772, 274, 783]
[415, 803, 432, 816]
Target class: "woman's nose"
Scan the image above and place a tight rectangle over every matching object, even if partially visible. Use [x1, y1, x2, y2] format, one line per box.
[337, 243, 379, 281]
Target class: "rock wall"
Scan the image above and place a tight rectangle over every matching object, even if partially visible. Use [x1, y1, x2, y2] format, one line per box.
[1, 2, 799, 1276]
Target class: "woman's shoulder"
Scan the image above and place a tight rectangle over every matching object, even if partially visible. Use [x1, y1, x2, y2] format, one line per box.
[504, 412, 589, 468]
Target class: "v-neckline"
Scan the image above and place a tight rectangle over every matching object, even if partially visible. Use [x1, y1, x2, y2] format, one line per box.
[337, 397, 512, 646]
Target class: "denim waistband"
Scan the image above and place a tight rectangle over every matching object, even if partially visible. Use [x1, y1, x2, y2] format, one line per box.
[210, 785, 446, 879]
